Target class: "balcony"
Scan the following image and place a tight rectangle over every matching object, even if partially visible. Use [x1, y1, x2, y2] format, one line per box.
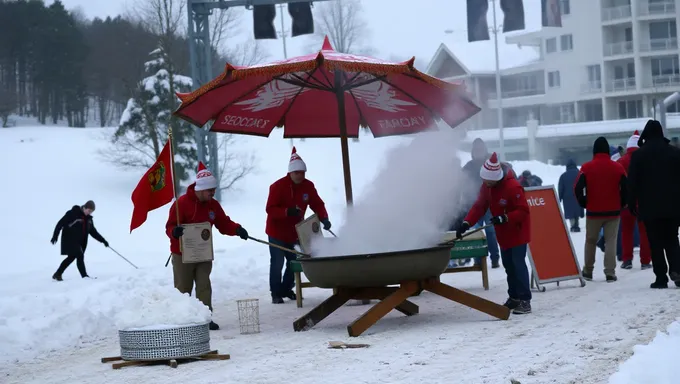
[605, 77, 636, 92]
[638, 1, 676, 17]
[487, 88, 545, 100]
[581, 81, 603, 94]
[639, 37, 678, 52]
[643, 74, 680, 88]
[603, 41, 634, 56]
[601, 5, 632, 22]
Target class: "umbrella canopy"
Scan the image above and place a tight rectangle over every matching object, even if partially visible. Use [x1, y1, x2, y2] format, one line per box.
[173, 36, 481, 203]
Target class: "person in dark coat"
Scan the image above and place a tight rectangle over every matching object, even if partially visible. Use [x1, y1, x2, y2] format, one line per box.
[51, 201, 109, 281]
[628, 120, 680, 289]
[558, 159, 583, 232]
[462, 138, 501, 268]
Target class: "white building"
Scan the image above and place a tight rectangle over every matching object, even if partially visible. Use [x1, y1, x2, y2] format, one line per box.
[426, 0, 680, 162]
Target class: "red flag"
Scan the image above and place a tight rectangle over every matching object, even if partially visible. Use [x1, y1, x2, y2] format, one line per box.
[130, 140, 175, 232]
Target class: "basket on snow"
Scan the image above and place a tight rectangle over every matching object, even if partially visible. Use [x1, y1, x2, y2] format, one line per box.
[118, 322, 211, 361]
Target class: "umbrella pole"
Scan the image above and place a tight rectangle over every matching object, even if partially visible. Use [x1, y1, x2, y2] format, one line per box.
[335, 69, 354, 205]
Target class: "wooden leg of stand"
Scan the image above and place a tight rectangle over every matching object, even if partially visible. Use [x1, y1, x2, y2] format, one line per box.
[112, 361, 150, 370]
[481, 256, 489, 291]
[351, 287, 420, 316]
[424, 279, 510, 320]
[169, 359, 178, 368]
[101, 356, 122, 363]
[200, 353, 231, 360]
[295, 272, 303, 308]
[293, 289, 353, 332]
[347, 282, 419, 337]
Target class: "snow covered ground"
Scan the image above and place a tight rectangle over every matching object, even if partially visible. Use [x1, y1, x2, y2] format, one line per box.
[0, 125, 678, 384]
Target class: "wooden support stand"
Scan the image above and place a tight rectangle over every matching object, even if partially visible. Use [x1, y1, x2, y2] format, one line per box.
[101, 350, 230, 370]
[293, 277, 510, 337]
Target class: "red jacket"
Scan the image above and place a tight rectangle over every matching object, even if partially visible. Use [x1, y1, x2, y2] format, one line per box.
[617, 147, 637, 171]
[464, 168, 531, 249]
[166, 183, 241, 255]
[574, 153, 627, 218]
[265, 176, 329, 243]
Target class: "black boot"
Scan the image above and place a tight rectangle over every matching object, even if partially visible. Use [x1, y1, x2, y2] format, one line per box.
[582, 270, 593, 281]
[271, 296, 284, 304]
[503, 298, 520, 310]
[283, 291, 296, 301]
[491, 260, 500, 269]
[52, 273, 62, 281]
[512, 300, 531, 315]
[641, 263, 652, 270]
[209, 321, 220, 331]
[620, 260, 632, 269]
[606, 275, 618, 283]
[650, 281, 668, 289]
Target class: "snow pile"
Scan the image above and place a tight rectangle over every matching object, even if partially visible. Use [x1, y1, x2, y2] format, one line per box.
[310, 129, 473, 256]
[608, 320, 680, 384]
[115, 284, 212, 331]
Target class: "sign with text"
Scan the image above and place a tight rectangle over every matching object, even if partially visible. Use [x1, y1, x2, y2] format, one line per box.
[525, 186, 586, 291]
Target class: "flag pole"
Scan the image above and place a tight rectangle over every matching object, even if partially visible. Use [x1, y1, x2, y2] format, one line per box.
[165, 127, 182, 268]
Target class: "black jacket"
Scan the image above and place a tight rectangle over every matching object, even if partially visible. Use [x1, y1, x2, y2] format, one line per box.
[628, 123, 680, 220]
[558, 160, 584, 220]
[52, 205, 106, 255]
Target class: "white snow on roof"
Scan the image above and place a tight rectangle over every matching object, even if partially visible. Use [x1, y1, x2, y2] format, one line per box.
[442, 41, 541, 74]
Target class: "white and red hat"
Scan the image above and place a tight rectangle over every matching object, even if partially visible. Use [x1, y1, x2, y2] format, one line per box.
[480, 152, 503, 181]
[288, 146, 307, 173]
[626, 130, 640, 149]
[195, 161, 218, 191]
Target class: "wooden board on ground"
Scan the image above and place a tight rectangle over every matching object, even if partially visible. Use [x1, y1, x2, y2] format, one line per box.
[328, 341, 370, 349]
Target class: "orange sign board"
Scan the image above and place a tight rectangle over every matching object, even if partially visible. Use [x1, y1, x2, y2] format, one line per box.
[525, 186, 586, 291]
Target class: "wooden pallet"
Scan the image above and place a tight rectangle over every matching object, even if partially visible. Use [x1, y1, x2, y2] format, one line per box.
[101, 350, 230, 370]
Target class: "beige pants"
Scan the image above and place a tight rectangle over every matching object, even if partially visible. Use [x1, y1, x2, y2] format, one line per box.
[584, 217, 620, 277]
[171, 253, 213, 311]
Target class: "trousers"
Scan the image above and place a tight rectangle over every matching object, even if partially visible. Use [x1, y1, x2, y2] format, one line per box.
[55, 250, 87, 277]
[172, 253, 213, 310]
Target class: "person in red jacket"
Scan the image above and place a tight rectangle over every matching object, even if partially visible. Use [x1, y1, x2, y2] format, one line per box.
[265, 147, 330, 304]
[574, 136, 627, 283]
[617, 130, 651, 270]
[456, 152, 532, 315]
[166, 163, 249, 331]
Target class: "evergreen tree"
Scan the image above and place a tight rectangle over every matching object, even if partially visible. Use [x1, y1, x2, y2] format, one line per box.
[111, 47, 196, 189]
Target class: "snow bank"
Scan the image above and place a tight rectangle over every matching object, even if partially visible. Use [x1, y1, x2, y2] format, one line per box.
[310, 129, 473, 256]
[0, 272, 208, 363]
[115, 285, 212, 331]
[608, 320, 680, 384]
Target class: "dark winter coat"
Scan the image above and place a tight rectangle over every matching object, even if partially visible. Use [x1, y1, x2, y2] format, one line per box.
[574, 138, 628, 218]
[52, 205, 107, 256]
[628, 121, 680, 220]
[558, 159, 583, 220]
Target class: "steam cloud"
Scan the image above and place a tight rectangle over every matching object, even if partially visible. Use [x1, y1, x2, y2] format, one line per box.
[310, 128, 474, 257]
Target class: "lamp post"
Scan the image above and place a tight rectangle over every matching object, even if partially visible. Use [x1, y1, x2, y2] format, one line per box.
[276, 4, 294, 148]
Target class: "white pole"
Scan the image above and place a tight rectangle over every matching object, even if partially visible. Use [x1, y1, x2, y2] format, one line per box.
[277, 4, 294, 148]
[491, 0, 505, 159]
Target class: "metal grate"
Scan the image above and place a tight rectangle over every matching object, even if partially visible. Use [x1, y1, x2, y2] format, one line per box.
[118, 323, 211, 361]
[236, 298, 260, 335]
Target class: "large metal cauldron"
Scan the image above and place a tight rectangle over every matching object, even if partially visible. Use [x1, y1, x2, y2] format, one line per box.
[298, 244, 452, 289]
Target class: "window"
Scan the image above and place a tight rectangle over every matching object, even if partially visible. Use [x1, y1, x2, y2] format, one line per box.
[560, 34, 573, 51]
[618, 100, 643, 119]
[583, 103, 603, 122]
[625, 27, 633, 42]
[548, 71, 561, 87]
[587, 65, 601, 82]
[651, 56, 680, 76]
[649, 21, 677, 40]
[560, 0, 570, 15]
[546, 38, 557, 53]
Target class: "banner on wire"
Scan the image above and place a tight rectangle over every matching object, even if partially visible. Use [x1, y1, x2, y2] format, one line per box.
[525, 186, 586, 291]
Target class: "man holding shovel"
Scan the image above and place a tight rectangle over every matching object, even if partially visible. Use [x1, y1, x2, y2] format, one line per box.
[166, 165, 249, 330]
[265, 147, 331, 304]
[457, 153, 532, 315]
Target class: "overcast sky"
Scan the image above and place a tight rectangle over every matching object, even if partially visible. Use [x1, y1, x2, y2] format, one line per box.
[56, 0, 544, 71]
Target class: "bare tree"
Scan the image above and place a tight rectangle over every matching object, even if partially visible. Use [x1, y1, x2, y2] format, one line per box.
[308, 0, 372, 55]
[0, 87, 17, 127]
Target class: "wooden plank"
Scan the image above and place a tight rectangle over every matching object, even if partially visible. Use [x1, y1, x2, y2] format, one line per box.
[199, 353, 231, 360]
[101, 356, 122, 363]
[294, 272, 303, 308]
[347, 282, 420, 337]
[423, 280, 510, 320]
[112, 360, 150, 370]
[293, 288, 353, 332]
[349, 287, 419, 316]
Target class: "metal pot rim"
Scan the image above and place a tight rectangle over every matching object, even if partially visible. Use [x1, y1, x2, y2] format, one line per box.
[297, 244, 453, 262]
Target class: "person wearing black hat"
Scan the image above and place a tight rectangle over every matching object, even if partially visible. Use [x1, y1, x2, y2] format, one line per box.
[574, 137, 627, 282]
[628, 120, 680, 288]
[51, 200, 109, 281]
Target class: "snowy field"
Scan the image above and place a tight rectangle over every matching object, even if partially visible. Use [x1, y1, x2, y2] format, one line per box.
[0, 124, 678, 384]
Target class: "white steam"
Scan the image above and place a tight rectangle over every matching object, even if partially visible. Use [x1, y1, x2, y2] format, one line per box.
[310, 129, 474, 257]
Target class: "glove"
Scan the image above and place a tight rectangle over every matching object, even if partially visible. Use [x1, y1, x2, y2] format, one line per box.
[103, 240, 109, 247]
[321, 219, 331, 231]
[50, 237, 57, 245]
[172, 226, 184, 239]
[235, 226, 248, 240]
[456, 221, 471, 239]
[491, 214, 508, 225]
[286, 207, 302, 217]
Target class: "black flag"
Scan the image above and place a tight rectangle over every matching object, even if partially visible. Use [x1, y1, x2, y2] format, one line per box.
[501, 0, 525, 33]
[467, 0, 490, 42]
[542, 0, 562, 27]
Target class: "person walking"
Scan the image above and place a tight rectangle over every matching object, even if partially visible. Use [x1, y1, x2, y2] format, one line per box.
[51, 200, 109, 281]
[166, 164, 249, 330]
[265, 147, 331, 304]
[457, 152, 532, 314]
[617, 130, 652, 270]
[558, 159, 583, 232]
[628, 120, 680, 288]
[574, 137, 627, 282]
